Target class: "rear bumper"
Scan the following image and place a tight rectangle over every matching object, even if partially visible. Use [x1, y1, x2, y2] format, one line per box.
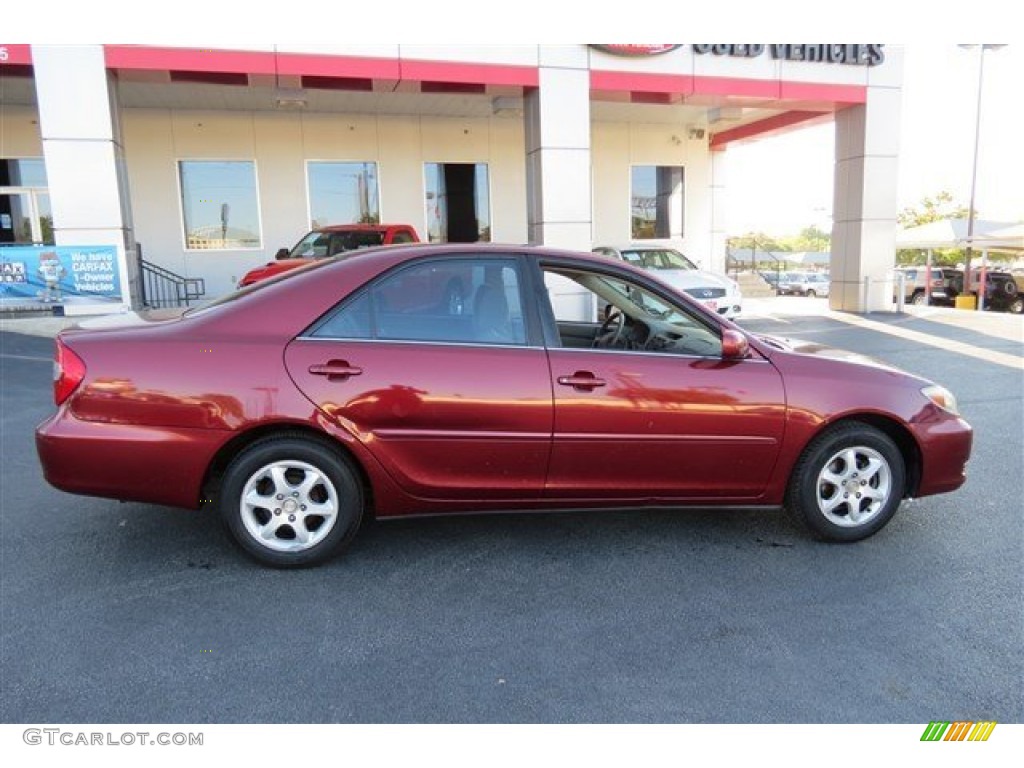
[35, 409, 228, 509]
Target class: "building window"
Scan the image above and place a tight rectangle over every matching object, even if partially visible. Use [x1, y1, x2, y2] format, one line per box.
[1, 159, 53, 245]
[631, 165, 684, 240]
[424, 163, 491, 243]
[178, 161, 262, 250]
[307, 162, 380, 228]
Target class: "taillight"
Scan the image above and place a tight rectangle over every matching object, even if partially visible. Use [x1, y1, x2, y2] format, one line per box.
[54, 338, 86, 406]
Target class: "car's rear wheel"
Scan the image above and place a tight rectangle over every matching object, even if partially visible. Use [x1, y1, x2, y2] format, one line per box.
[911, 290, 928, 306]
[1009, 296, 1024, 315]
[806, 289, 817, 298]
[219, 436, 364, 567]
[786, 423, 905, 542]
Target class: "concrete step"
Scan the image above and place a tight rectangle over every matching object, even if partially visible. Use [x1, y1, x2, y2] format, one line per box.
[735, 272, 777, 298]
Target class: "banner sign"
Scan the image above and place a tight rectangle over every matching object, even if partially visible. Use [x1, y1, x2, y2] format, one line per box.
[591, 44, 885, 66]
[0, 245, 123, 307]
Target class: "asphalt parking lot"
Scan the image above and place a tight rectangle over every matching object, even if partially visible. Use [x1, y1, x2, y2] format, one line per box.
[1, 303, 1021, 724]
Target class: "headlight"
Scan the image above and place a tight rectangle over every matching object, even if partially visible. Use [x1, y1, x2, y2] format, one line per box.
[922, 384, 959, 415]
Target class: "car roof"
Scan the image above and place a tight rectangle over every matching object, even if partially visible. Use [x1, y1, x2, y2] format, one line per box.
[595, 243, 686, 252]
[314, 223, 413, 233]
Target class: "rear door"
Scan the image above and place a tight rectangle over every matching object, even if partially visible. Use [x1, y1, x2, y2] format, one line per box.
[285, 254, 552, 500]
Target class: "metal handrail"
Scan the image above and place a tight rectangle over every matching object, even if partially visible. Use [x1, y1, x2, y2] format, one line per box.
[139, 258, 205, 309]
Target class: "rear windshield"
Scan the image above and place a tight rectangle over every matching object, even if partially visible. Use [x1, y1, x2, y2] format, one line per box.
[183, 258, 337, 316]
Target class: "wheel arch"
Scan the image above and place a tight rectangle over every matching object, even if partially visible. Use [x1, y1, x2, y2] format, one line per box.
[201, 422, 375, 517]
[799, 413, 923, 499]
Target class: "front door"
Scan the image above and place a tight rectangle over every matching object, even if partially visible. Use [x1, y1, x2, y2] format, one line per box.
[538, 261, 786, 502]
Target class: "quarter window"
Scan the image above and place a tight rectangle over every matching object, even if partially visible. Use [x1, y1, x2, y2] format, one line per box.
[631, 165, 684, 240]
[312, 258, 526, 346]
[179, 161, 261, 250]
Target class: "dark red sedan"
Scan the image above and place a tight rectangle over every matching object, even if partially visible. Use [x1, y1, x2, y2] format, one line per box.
[36, 245, 973, 566]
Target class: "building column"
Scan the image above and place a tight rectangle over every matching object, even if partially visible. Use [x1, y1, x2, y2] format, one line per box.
[524, 46, 592, 250]
[32, 44, 138, 313]
[708, 148, 729, 275]
[830, 51, 903, 312]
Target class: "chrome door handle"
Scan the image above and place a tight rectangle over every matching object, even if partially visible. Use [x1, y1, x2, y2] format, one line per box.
[557, 372, 606, 391]
[309, 361, 363, 381]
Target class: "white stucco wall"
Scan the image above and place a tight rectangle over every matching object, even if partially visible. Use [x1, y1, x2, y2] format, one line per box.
[120, 109, 529, 297]
[0, 105, 43, 157]
[591, 121, 714, 270]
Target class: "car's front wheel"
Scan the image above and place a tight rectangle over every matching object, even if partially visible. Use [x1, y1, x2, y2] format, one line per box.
[219, 435, 365, 567]
[806, 289, 817, 298]
[786, 423, 906, 542]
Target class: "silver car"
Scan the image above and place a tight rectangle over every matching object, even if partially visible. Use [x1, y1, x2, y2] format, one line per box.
[593, 245, 743, 319]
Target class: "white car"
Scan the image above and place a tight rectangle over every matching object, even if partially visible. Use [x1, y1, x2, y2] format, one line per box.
[780, 271, 831, 298]
[593, 245, 743, 319]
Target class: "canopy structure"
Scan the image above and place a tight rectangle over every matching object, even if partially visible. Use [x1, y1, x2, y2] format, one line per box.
[967, 223, 1024, 253]
[895, 218, 1016, 250]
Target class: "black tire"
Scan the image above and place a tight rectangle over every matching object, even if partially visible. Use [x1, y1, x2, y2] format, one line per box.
[806, 290, 817, 298]
[1009, 296, 1024, 315]
[911, 291, 928, 306]
[785, 422, 906, 542]
[218, 435, 365, 567]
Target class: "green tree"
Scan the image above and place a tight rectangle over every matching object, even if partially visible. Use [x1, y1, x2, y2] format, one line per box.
[726, 232, 786, 253]
[897, 191, 971, 266]
[897, 191, 969, 228]
[779, 225, 831, 253]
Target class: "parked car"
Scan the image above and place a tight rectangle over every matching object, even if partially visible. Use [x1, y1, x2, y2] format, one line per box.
[782, 272, 831, 298]
[759, 271, 786, 292]
[37, 245, 972, 567]
[237, 224, 420, 287]
[593, 245, 743, 318]
[893, 266, 960, 306]
[959, 269, 1022, 314]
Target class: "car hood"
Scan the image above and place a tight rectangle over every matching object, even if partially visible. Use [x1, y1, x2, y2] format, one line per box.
[755, 333, 917, 376]
[654, 269, 734, 292]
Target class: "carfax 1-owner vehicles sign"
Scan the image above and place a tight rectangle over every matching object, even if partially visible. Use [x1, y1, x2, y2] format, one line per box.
[0, 245, 123, 307]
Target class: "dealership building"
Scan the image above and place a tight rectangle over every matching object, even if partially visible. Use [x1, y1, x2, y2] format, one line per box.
[0, 44, 902, 314]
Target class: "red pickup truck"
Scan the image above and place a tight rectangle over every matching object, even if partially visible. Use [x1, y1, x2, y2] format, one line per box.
[237, 224, 420, 287]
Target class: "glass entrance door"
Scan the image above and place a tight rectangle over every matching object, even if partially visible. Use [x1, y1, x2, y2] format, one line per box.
[0, 187, 53, 245]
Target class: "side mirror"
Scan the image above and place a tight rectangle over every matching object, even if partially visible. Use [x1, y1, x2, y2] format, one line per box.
[721, 329, 750, 360]
[275, 248, 290, 260]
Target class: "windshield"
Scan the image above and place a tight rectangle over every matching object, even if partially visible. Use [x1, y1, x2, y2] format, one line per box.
[619, 249, 698, 271]
[289, 230, 385, 258]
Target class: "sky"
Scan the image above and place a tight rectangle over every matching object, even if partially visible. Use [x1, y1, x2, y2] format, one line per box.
[725, 44, 1024, 236]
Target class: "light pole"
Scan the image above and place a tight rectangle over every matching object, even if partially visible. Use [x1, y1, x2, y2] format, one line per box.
[959, 44, 1005, 306]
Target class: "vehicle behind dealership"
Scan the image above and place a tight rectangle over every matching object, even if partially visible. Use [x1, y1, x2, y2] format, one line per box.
[593, 245, 743, 318]
[237, 224, 420, 287]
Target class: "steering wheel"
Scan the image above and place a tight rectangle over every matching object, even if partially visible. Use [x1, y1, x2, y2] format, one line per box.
[594, 306, 625, 348]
